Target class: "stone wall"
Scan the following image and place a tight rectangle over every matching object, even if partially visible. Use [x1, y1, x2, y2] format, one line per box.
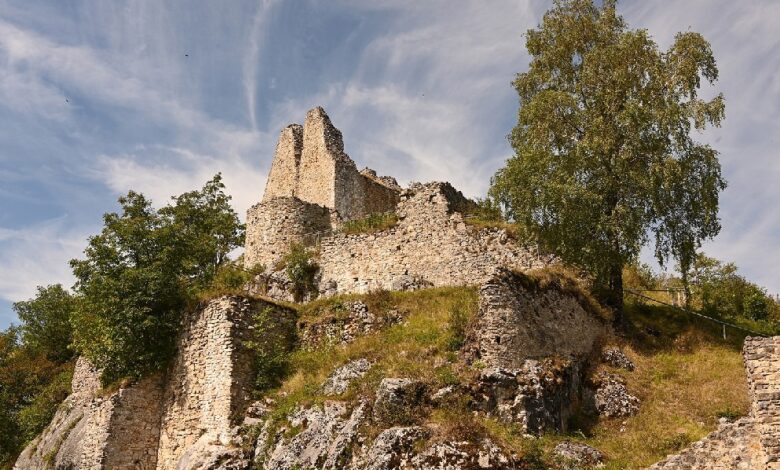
[650, 336, 780, 469]
[744, 336, 780, 468]
[245, 196, 333, 270]
[465, 269, 608, 369]
[83, 375, 165, 469]
[13, 359, 164, 470]
[316, 183, 552, 297]
[156, 296, 297, 470]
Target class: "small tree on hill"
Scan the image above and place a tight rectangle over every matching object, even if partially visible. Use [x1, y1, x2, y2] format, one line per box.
[490, 0, 726, 323]
[70, 174, 244, 384]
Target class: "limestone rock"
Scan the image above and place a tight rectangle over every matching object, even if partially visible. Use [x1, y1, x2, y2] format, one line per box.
[321, 358, 372, 395]
[472, 359, 583, 434]
[410, 439, 512, 469]
[261, 401, 368, 470]
[373, 378, 427, 425]
[553, 441, 605, 469]
[601, 348, 635, 371]
[352, 426, 429, 470]
[592, 372, 640, 418]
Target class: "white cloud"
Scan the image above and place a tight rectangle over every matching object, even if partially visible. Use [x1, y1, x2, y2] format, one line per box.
[0, 218, 85, 303]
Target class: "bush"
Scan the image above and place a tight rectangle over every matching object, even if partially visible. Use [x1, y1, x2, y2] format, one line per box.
[281, 243, 319, 302]
[244, 306, 296, 393]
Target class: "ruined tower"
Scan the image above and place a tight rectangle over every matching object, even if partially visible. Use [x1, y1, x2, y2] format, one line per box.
[245, 107, 401, 269]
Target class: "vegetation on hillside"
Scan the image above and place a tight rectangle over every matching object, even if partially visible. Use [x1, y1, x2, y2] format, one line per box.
[250, 285, 754, 469]
[490, 0, 727, 321]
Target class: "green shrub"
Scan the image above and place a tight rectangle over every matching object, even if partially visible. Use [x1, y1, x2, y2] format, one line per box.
[281, 243, 319, 302]
[340, 212, 398, 235]
[244, 306, 296, 393]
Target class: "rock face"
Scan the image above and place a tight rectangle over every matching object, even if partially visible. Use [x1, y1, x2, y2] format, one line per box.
[321, 359, 372, 395]
[472, 360, 584, 434]
[245, 108, 551, 294]
[649, 336, 780, 469]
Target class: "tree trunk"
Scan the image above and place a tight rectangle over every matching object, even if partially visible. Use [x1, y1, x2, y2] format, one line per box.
[607, 262, 625, 327]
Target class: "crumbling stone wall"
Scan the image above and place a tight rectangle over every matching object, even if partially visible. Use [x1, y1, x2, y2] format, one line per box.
[744, 336, 780, 468]
[650, 336, 780, 469]
[262, 124, 303, 200]
[464, 269, 608, 369]
[14, 360, 164, 470]
[315, 183, 551, 297]
[261, 107, 399, 221]
[84, 375, 165, 469]
[156, 296, 296, 470]
[245, 196, 333, 270]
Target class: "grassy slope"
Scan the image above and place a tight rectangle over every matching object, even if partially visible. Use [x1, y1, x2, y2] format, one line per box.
[259, 289, 752, 469]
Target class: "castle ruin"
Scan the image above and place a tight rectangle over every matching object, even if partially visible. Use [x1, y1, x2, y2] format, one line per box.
[245, 107, 550, 297]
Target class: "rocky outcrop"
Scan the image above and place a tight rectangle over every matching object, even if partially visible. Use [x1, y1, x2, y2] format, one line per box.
[472, 360, 584, 434]
[590, 372, 640, 418]
[321, 359, 372, 395]
[553, 441, 605, 469]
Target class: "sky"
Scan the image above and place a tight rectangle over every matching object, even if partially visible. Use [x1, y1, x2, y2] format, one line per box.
[1, 0, 779, 328]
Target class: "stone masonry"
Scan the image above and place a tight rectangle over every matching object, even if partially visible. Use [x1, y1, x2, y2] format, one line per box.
[465, 269, 608, 369]
[13, 359, 164, 470]
[157, 296, 296, 469]
[649, 336, 780, 469]
[262, 107, 399, 220]
[15, 296, 296, 470]
[315, 183, 551, 296]
[246, 108, 553, 295]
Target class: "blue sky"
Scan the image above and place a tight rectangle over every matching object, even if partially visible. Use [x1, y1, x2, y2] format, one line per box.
[1, 1, 779, 328]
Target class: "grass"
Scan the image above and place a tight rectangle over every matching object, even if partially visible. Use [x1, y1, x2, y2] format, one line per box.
[533, 300, 751, 468]
[252, 286, 753, 469]
[340, 212, 399, 235]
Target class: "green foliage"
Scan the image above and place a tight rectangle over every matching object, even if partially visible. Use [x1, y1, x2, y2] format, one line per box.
[0, 326, 74, 467]
[13, 284, 75, 363]
[490, 0, 726, 318]
[340, 212, 398, 235]
[198, 259, 265, 300]
[281, 243, 319, 302]
[69, 174, 244, 384]
[689, 253, 778, 322]
[245, 306, 296, 393]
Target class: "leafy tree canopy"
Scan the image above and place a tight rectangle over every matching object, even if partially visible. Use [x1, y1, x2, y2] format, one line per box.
[13, 284, 75, 363]
[490, 0, 726, 320]
[69, 174, 244, 384]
